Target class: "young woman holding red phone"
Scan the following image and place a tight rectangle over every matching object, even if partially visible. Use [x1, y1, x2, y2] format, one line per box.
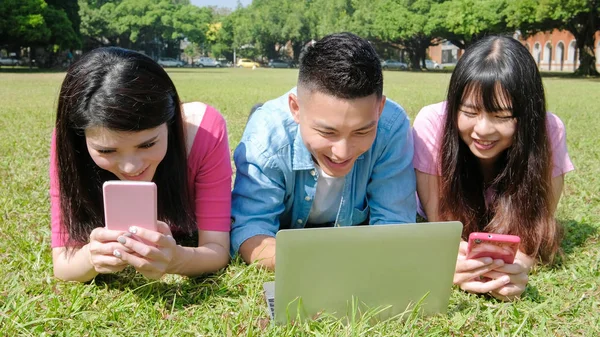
[51, 48, 232, 282]
[413, 36, 574, 300]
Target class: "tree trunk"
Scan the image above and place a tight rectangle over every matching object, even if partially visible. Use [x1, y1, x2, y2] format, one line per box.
[574, 33, 599, 76]
[572, 4, 599, 77]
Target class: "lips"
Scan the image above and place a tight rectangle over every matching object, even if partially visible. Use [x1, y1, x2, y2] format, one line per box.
[121, 166, 149, 180]
[324, 155, 352, 170]
[473, 139, 498, 150]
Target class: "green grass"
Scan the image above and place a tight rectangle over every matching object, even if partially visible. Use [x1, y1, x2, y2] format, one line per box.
[1, 68, 599, 336]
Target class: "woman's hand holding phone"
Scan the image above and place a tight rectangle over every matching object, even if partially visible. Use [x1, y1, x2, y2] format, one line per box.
[483, 251, 532, 301]
[87, 227, 134, 274]
[113, 221, 178, 279]
[454, 241, 511, 293]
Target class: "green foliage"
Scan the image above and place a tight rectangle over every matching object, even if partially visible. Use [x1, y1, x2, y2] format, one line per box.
[78, 0, 213, 58]
[0, 0, 80, 50]
[433, 0, 512, 49]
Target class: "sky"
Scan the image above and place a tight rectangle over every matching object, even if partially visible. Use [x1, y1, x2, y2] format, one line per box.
[190, 0, 252, 9]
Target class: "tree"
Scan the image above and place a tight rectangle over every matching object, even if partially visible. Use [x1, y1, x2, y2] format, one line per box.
[432, 0, 512, 49]
[506, 0, 599, 76]
[372, 0, 443, 69]
[79, 0, 213, 58]
[0, 0, 80, 51]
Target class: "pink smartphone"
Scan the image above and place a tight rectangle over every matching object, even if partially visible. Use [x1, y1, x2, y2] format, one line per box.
[467, 232, 520, 264]
[103, 181, 158, 234]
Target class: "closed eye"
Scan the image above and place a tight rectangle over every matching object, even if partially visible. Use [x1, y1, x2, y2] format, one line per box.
[138, 141, 156, 149]
[460, 110, 478, 117]
[354, 130, 373, 136]
[97, 149, 115, 154]
[316, 130, 335, 136]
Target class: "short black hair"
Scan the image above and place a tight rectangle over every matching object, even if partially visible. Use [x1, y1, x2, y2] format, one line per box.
[298, 32, 383, 99]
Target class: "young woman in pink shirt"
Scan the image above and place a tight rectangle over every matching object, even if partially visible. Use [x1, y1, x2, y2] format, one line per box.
[413, 36, 574, 300]
[50, 47, 232, 282]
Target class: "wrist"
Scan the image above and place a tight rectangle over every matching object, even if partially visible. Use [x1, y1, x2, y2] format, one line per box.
[166, 244, 186, 274]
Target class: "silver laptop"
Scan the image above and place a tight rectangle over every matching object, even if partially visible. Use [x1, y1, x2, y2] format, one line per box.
[264, 221, 463, 323]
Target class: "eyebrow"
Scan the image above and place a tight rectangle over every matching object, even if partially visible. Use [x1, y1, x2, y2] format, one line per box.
[313, 121, 377, 132]
[89, 135, 159, 150]
[462, 103, 512, 111]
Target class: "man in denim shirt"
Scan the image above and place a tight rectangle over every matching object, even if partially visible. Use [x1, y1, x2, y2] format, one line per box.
[231, 33, 416, 270]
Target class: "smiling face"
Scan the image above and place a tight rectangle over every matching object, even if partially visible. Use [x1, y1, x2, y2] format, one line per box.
[85, 124, 169, 181]
[289, 87, 385, 177]
[457, 85, 517, 168]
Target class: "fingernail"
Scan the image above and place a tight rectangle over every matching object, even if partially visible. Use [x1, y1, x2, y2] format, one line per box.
[117, 236, 127, 244]
[501, 276, 510, 283]
[113, 250, 122, 258]
[129, 226, 138, 234]
[493, 259, 505, 266]
[123, 232, 132, 238]
[482, 257, 493, 264]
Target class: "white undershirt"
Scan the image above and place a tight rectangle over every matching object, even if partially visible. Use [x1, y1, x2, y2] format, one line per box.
[307, 166, 345, 225]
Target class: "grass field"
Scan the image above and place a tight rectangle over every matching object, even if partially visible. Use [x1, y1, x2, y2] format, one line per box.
[0, 68, 599, 336]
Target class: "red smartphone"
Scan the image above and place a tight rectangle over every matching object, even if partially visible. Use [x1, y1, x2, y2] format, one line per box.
[103, 181, 158, 239]
[466, 232, 520, 264]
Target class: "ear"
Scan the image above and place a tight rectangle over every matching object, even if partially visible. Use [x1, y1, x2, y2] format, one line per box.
[377, 95, 387, 117]
[289, 93, 301, 124]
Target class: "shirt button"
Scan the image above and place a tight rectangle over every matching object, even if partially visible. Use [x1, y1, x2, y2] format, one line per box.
[297, 219, 303, 224]
[310, 170, 316, 176]
[305, 196, 311, 201]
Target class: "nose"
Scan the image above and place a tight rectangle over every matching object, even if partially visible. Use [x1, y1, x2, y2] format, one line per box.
[473, 114, 495, 137]
[331, 138, 352, 160]
[118, 155, 143, 174]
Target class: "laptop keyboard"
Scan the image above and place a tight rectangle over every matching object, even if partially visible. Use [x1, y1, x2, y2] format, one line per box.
[263, 281, 276, 320]
[267, 297, 275, 319]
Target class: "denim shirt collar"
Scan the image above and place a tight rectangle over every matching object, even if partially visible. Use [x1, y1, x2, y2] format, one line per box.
[291, 125, 315, 171]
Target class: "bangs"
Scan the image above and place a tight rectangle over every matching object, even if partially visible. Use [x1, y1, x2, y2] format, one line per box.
[461, 80, 513, 114]
[83, 72, 177, 132]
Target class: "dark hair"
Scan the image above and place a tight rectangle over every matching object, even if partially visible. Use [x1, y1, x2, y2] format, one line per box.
[298, 32, 383, 99]
[55, 47, 196, 248]
[439, 36, 560, 262]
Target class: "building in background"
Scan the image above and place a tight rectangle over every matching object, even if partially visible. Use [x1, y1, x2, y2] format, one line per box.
[427, 30, 600, 72]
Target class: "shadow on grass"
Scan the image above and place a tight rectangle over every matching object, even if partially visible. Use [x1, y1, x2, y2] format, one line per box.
[0, 67, 65, 73]
[539, 71, 600, 81]
[560, 219, 598, 256]
[165, 68, 230, 74]
[92, 266, 231, 309]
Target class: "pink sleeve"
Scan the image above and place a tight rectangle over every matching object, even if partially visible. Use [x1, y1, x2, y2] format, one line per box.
[50, 131, 69, 247]
[412, 102, 446, 176]
[546, 112, 575, 177]
[188, 106, 233, 232]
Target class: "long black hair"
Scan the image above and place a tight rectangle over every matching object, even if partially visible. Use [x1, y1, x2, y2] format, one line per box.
[439, 36, 560, 262]
[55, 47, 195, 247]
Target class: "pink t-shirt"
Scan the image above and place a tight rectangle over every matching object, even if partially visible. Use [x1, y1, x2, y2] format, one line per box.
[413, 101, 574, 177]
[50, 103, 232, 248]
[413, 102, 575, 216]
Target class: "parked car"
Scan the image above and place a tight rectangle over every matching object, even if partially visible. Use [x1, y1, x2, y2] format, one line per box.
[381, 59, 407, 70]
[424, 59, 443, 70]
[157, 58, 185, 67]
[195, 57, 220, 68]
[0, 57, 19, 66]
[218, 59, 232, 67]
[268, 59, 294, 68]
[237, 58, 260, 68]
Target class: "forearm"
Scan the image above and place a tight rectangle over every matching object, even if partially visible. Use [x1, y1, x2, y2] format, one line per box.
[53, 245, 99, 282]
[239, 235, 276, 270]
[167, 243, 230, 276]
